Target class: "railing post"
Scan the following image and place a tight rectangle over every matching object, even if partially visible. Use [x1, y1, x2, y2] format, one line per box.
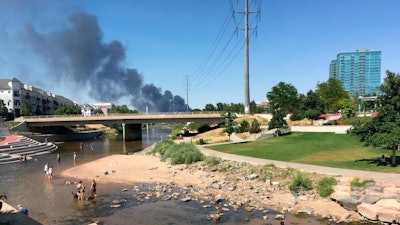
[122, 123, 126, 141]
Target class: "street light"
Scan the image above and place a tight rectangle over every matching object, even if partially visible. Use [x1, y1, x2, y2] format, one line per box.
[169, 97, 174, 113]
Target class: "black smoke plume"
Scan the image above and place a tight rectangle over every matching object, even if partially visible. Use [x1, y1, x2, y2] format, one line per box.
[12, 9, 185, 112]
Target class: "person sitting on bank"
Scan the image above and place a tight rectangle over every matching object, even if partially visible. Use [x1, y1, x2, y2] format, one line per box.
[17, 204, 28, 215]
[377, 154, 387, 166]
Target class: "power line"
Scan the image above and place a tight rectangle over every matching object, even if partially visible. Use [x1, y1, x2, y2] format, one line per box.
[190, 5, 234, 83]
[188, 0, 261, 109]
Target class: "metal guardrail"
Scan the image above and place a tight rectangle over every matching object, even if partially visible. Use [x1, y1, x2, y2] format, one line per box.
[15, 111, 225, 121]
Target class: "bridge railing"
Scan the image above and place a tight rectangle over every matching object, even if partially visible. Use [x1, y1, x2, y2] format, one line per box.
[15, 111, 224, 121]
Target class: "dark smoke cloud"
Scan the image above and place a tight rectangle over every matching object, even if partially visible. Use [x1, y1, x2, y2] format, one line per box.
[2, 3, 186, 112]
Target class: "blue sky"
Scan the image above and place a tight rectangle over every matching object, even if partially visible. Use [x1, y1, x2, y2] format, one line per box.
[0, 0, 399, 110]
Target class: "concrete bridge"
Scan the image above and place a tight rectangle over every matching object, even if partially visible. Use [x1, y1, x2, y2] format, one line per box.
[12, 113, 225, 140]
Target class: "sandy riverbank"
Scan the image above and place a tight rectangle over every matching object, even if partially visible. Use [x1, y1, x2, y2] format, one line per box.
[61, 153, 362, 223]
[61, 154, 216, 188]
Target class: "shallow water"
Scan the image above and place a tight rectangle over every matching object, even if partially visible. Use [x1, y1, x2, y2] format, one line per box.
[0, 127, 379, 225]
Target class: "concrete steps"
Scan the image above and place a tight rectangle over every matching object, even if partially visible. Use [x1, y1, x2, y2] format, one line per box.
[0, 136, 58, 164]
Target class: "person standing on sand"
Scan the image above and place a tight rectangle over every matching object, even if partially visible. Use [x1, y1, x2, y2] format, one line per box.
[73, 152, 76, 162]
[57, 152, 61, 163]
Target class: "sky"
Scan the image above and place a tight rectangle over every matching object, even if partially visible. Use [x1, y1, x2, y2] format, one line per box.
[0, 0, 399, 111]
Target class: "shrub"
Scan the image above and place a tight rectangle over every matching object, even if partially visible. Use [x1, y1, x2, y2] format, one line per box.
[350, 177, 375, 188]
[342, 116, 372, 126]
[163, 142, 205, 165]
[289, 171, 313, 193]
[249, 119, 261, 134]
[317, 177, 337, 198]
[237, 120, 250, 133]
[204, 156, 221, 167]
[148, 139, 175, 156]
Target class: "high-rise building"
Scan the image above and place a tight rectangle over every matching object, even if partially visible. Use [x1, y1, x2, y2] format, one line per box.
[329, 49, 381, 97]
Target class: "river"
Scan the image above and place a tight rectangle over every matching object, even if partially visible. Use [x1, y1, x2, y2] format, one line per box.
[0, 126, 376, 225]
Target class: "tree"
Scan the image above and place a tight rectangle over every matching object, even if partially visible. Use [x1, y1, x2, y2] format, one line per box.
[316, 78, 350, 113]
[55, 105, 81, 115]
[223, 112, 237, 141]
[301, 90, 325, 121]
[268, 108, 288, 132]
[351, 71, 400, 166]
[204, 104, 216, 111]
[109, 105, 137, 114]
[21, 100, 31, 116]
[0, 100, 8, 119]
[267, 82, 299, 114]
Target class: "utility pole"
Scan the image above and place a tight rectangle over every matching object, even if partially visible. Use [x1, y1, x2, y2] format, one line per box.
[235, 0, 259, 115]
[244, 0, 250, 115]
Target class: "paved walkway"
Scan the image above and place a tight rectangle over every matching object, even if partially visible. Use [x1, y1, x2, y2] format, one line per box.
[197, 144, 400, 186]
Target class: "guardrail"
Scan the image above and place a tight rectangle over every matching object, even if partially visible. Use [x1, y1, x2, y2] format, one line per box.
[15, 111, 225, 121]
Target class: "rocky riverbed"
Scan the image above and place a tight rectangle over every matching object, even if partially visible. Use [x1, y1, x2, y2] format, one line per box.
[62, 154, 400, 224]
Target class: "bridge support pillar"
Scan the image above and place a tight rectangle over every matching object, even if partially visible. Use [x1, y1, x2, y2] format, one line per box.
[122, 123, 142, 141]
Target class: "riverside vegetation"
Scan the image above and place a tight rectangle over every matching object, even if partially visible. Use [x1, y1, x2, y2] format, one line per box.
[147, 117, 400, 223]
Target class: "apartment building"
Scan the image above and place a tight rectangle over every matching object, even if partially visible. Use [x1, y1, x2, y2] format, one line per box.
[329, 49, 381, 97]
[0, 78, 76, 116]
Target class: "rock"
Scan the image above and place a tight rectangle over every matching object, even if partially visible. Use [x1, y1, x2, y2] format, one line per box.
[337, 197, 360, 211]
[339, 212, 352, 222]
[207, 213, 221, 222]
[275, 214, 285, 220]
[357, 203, 381, 220]
[297, 206, 314, 215]
[221, 207, 229, 212]
[271, 181, 280, 186]
[360, 195, 380, 204]
[245, 174, 258, 180]
[375, 198, 400, 210]
[321, 212, 331, 219]
[227, 186, 236, 191]
[214, 193, 224, 204]
[377, 208, 400, 223]
[111, 204, 121, 208]
[331, 190, 351, 201]
[297, 195, 307, 201]
[350, 186, 365, 192]
[210, 182, 221, 189]
[367, 185, 383, 193]
[180, 197, 191, 202]
[245, 206, 254, 212]
[122, 188, 128, 192]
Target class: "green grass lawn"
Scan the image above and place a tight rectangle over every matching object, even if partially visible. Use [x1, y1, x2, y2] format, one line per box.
[208, 132, 400, 173]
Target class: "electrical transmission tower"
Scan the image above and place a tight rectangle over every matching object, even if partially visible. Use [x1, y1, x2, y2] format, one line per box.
[234, 0, 260, 114]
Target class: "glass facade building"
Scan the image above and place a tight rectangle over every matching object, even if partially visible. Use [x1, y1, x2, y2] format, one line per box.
[329, 49, 381, 97]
